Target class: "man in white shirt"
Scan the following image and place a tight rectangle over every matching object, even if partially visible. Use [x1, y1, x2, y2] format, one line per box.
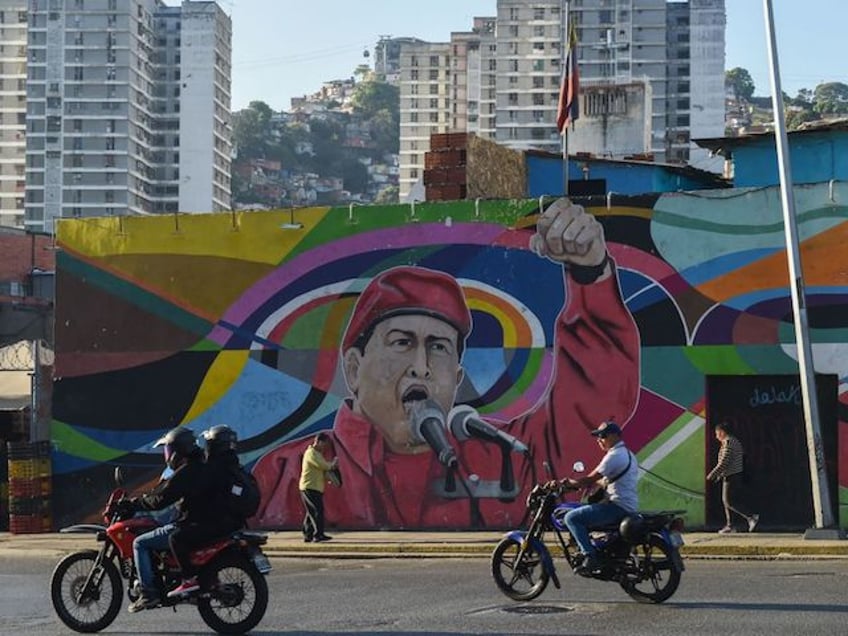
[557, 420, 638, 572]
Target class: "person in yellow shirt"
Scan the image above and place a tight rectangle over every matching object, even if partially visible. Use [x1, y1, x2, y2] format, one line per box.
[299, 432, 338, 542]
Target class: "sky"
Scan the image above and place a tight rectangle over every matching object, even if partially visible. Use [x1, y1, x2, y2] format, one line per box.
[206, 0, 847, 112]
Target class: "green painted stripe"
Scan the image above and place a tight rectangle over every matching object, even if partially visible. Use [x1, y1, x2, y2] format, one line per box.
[479, 348, 545, 414]
[636, 411, 699, 461]
[284, 200, 541, 262]
[653, 206, 843, 234]
[59, 251, 212, 336]
[51, 421, 126, 462]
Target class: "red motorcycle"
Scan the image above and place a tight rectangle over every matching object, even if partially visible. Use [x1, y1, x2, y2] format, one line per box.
[50, 469, 271, 634]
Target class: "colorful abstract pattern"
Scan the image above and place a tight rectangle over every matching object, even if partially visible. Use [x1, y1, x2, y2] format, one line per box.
[52, 182, 848, 529]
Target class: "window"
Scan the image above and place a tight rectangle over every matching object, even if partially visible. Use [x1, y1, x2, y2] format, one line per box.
[533, 8, 545, 20]
[585, 89, 628, 116]
[429, 69, 438, 80]
[429, 55, 439, 66]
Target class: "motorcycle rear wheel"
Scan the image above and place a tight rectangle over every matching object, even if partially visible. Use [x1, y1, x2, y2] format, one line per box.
[491, 536, 550, 601]
[197, 553, 269, 635]
[620, 535, 681, 603]
[50, 549, 122, 633]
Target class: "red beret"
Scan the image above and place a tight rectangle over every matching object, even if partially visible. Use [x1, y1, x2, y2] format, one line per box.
[342, 266, 472, 351]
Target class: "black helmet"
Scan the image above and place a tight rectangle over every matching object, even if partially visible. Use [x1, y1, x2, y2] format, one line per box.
[202, 424, 238, 457]
[153, 427, 199, 469]
[619, 513, 647, 544]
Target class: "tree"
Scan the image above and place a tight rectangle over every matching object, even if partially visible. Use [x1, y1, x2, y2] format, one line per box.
[232, 100, 274, 159]
[812, 82, 848, 115]
[785, 108, 816, 130]
[374, 185, 399, 205]
[350, 80, 399, 119]
[725, 67, 755, 101]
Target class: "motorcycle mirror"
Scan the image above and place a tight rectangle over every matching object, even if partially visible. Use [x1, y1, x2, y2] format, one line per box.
[572, 461, 585, 473]
[114, 466, 124, 486]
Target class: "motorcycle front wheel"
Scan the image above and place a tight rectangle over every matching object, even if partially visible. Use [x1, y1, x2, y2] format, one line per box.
[491, 536, 550, 601]
[50, 549, 123, 633]
[619, 535, 682, 603]
[198, 553, 269, 635]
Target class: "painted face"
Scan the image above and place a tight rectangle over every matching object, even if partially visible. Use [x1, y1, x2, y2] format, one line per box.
[344, 314, 464, 452]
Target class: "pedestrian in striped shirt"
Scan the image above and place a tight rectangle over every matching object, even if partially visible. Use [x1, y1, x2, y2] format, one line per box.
[707, 422, 759, 534]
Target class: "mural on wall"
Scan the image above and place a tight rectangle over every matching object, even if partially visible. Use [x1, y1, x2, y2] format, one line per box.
[52, 182, 848, 530]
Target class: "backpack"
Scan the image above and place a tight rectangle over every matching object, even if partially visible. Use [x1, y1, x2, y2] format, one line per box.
[225, 465, 261, 521]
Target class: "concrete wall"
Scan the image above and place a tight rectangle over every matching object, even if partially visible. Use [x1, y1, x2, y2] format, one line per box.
[50, 182, 848, 531]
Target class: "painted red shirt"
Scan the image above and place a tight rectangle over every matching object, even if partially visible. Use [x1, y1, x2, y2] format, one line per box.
[251, 267, 639, 529]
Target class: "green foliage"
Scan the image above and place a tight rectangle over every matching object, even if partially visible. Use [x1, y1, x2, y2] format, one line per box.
[231, 77, 400, 208]
[785, 108, 816, 130]
[812, 82, 848, 115]
[232, 100, 274, 159]
[726, 67, 755, 102]
[374, 185, 399, 204]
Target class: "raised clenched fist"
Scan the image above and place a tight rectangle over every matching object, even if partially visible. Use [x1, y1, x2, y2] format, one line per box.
[530, 198, 609, 272]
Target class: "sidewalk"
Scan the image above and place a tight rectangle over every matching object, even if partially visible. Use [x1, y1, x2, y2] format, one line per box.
[1, 530, 846, 559]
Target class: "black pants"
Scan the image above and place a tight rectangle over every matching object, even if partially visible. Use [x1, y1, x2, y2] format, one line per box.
[300, 489, 325, 540]
[169, 522, 231, 578]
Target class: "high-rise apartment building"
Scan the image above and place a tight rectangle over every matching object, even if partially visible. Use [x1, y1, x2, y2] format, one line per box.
[0, 1, 27, 228]
[397, 40, 452, 198]
[397, 0, 726, 200]
[24, 0, 231, 233]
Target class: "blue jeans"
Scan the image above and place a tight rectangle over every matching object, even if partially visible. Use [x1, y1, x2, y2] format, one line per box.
[564, 502, 627, 557]
[133, 522, 176, 597]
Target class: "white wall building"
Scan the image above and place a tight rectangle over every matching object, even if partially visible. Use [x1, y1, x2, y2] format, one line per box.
[24, 0, 231, 233]
[0, 1, 27, 228]
[396, 0, 726, 197]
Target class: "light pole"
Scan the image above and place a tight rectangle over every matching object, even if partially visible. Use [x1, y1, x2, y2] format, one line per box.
[761, 0, 840, 538]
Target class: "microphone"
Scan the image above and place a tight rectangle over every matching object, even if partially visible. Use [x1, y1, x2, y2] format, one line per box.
[448, 405, 529, 455]
[409, 399, 458, 468]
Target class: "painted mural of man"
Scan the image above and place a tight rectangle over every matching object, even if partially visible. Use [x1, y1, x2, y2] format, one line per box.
[251, 197, 641, 529]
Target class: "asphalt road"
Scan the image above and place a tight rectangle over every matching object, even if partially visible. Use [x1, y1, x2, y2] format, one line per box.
[3, 554, 847, 635]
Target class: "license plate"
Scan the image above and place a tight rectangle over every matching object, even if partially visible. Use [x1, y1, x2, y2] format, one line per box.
[251, 552, 272, 574]
[668, 531, 685, 548]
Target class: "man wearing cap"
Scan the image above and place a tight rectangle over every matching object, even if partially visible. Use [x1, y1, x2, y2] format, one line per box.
[251, 197, 640, 530]
[557, 420, 639, 572]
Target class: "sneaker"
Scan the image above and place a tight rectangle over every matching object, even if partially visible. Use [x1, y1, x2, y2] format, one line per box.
[574, 553, 600, 573]
[128, 594, 160, 613]
[303, 536, 313, 543]
[313, 535, 333, 542]
[718, 525, 735, 534]
[167, 576, 200, 598]
[748, 514, 760, 533]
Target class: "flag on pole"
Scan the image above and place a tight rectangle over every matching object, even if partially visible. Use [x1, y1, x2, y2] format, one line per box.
[556, 22, 579, 134]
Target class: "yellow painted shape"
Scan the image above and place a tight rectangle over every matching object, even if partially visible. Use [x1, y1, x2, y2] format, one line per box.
[181, 350, 250, 423]
[57, 207, 333, 265]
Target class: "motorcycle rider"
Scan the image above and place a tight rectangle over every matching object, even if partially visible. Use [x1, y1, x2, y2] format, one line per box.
[163, 425, 245, 599]
[123, 427, 237, 612]
[555, 420, 639, 573]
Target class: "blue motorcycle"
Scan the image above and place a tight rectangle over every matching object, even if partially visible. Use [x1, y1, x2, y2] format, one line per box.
[491, 462, 686, 603]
